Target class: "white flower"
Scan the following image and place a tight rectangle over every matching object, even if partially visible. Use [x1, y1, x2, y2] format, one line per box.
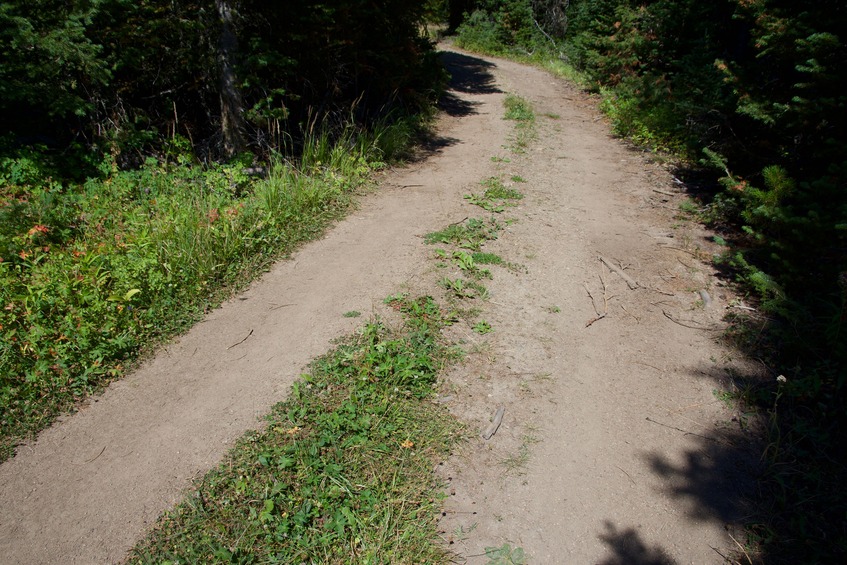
[777, 375, 787, 383]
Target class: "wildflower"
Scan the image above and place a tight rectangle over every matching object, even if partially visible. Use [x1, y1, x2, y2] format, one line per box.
[27, 224, 49, 236]
[777, 375, 787, 383]
[400, 439, 414, 449]
[207, 208, 220, 223]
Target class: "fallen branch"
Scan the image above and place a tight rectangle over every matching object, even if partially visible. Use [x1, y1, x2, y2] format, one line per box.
[599, 256, 639, 290]
[481, 407, 505, 440]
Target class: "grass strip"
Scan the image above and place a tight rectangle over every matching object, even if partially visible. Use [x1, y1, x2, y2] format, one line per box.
[503, 94, 536, 152]
[130, 295, 462, 563]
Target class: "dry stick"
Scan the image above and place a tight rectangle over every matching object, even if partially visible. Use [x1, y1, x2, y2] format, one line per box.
[447, 216, 469, 227]
[652, 188, 677, 197]
[728, 532, 754, 565]
[269, 303, 296, 311]
[621, 304, 640, 323]
[583, 283, 606, 327]
[226, 328, 254, 349]
[481, 407, 505, 440]
[599, 273, 609, 314]
[662, 309, 723, 331]
[84, 445, 107, 464]
[645, 416, 723, 445]
[615, 465, 637, 485]
[599, 256, 639, 290]
[660, 244, 700, 257]
[648, 287, 676, 297]
[634, 360, 663, 372]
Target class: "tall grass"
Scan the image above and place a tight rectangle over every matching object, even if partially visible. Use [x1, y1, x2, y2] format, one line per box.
[0, 120, 412, 461]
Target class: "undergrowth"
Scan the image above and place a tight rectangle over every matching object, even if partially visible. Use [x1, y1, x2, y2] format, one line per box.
[0, 121, 416, 461]
[130, 295, 463, 563]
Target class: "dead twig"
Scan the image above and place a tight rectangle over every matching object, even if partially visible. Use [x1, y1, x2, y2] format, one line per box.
[227, 329, 254, 349]
[447, 216, 469, 227]
[660, 244, 701, 258]
[634, 361, 663, 372]
[84, 445, 107, 464]
[585, 314, 606, 327]
[648, 287, 676, 297]
[728, 532, 754, 565]
[599, 256, 639, 290]
[662, 310, 723, 331]
[645, 416, 722, 444]
[583, 282, 607, 327]
[621, 304, 639, 323]
[615, 465, 636, 485]
[481, 407, 505, 440]
[269, 303, 296, 311]
[652, 188, 677, 197]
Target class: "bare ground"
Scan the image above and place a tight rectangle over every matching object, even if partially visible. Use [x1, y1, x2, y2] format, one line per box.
[0, 49, 758, 564]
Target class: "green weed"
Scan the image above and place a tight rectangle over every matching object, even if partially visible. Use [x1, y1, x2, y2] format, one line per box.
[472, 320, 493, 334]
[423, 217, 502, 251]
[452, 251, 492, 280]
[503, 94, 536, 152]
[464, 177, 524, 213]
[438, 277, 489, 301]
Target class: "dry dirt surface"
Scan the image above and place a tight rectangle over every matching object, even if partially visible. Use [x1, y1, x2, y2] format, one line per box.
[0, 48, 757, 564]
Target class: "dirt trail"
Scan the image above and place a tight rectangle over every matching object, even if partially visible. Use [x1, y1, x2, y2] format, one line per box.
[0, 50, 754, 564]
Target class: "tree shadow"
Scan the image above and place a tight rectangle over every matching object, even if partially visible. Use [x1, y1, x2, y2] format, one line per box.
[597, 521, 678, 565]
[643, 366, 761, 524]
[436, 50, 501, 118]
[440, 51, 502, 95]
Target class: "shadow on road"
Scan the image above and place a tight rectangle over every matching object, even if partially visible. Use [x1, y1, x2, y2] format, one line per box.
[596, 521, 678, 565]
[437, 50, 501, 118]
[440, 50, 502, 95]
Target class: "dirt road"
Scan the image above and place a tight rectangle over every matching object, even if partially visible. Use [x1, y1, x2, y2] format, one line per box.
[0, 49, 753, 564]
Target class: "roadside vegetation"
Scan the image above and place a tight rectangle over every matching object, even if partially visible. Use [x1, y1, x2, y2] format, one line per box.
[450, 1, 846, 562]
[0, 1, 445, 459]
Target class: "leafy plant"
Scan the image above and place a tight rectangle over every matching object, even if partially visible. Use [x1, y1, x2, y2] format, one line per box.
[485, 543, 527, 565]
[424, 217, 502, 251]
[472, 320, 493, 334]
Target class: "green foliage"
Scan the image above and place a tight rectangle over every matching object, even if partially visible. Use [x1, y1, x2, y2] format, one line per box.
[424, 217, 502, 251]
[0, 0, 444, 165]
[131, 295, 462, 562]
[465, 176, 524, 213]
[454, 0, 566, 59]
[0, 128, 393, 461]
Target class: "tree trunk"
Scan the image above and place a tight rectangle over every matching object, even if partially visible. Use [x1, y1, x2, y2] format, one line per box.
[216, 0, 246, 157]
[448, 0, 475, 33]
